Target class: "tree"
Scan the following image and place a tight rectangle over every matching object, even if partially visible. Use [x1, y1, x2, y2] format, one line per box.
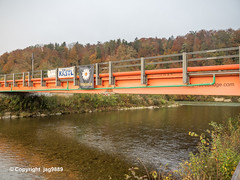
[133, 37, 140, 52]
[115, 45, 137, 60]
[158, 39, 164, 55]
[69, 46, 78, 66]
[96, 46, 102, 59]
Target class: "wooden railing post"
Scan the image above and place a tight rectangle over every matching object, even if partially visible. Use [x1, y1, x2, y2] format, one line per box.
[4, 74, 8, 87]
[141, 57, 147, 84]
[28, 72, 32, 87]
[239, 46, 240, 80]
[109, 61, 115, 85]
[13, 73, 17, 87]
[40, 70, 46, 86]
[95, 63, 101, 85]
[22, 72, 26, 87]
[55, 68, 60, 86]
[73, 66, 78, 86]
[182, 52, 189, 84]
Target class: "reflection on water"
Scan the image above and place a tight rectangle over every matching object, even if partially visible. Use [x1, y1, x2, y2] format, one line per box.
[0, 138, 44, 180]
[0, 103, 240, 179]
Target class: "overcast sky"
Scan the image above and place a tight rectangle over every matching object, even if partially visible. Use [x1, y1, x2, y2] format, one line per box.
[0, 0, 239, 55]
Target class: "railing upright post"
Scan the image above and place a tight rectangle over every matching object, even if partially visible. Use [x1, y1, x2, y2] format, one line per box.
[141, 57, 147, 84]
[4, 74, 8, 87]
[73, 66, 78, 86]
[22, 72, 26, 87]
[28, 72, 32, 87]
[13, 73, 17, 87]
[239, 46, 240, 80]
[95, 63, 101, 85]
[109, 61, 114, 85]
[40, 70, 46, 86]
[182, 52, 188, 84]
[55, 68, 60, 86]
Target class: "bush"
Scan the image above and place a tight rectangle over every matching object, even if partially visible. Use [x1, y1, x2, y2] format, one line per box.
[178, 117, 240, 180]
[125, 117, 240, 180]
[0, 93, 169, 114]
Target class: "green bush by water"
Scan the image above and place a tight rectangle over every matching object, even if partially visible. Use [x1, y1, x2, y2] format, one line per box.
[125, 117, 240, 180]
[0, 94, 168, 114]
[178, 117, 240, 180]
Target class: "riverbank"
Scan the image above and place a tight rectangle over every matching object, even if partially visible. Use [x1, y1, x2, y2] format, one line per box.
[0, 93, 177, 119]
[167, 94, 240, 103]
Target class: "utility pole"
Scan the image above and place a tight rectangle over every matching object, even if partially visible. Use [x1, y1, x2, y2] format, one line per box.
[32, 53, 34, 78]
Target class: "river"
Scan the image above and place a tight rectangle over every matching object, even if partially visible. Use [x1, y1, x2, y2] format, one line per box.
[0, 102, 239, 179]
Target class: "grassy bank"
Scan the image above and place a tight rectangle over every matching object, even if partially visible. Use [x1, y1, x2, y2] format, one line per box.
[0, 93, 170, 118]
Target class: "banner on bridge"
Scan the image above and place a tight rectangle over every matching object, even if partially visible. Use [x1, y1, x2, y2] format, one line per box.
[47, 69, 56, 78]
[79, 65, 94, 89]
[58, 67, 74, 78]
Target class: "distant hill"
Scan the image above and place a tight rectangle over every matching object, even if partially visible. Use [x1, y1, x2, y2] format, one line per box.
[0, 29, 239, 74]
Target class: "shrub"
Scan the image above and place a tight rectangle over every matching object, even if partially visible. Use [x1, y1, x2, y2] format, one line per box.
[0, 93, 168, 114]
[178, 117, 240, 180]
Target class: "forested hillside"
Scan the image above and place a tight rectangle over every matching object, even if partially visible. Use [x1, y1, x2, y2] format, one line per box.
[0, 29, 239, 74]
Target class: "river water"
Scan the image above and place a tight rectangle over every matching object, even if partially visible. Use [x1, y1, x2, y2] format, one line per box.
[0, 102, 239, 179]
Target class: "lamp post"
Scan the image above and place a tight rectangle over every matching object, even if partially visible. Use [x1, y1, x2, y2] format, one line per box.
[32, 53, 34, 78]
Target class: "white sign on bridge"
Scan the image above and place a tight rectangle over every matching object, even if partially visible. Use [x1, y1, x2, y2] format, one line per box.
[58, 67, 74, 78]
[47, 69, 56, 78]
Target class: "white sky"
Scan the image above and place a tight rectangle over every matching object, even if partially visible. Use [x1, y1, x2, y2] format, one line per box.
[0, 0, 239, 55]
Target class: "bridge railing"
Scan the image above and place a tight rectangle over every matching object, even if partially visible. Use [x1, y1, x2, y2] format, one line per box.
[95, 46, 239, 85]
[187, 47, 239, 66]
[0, 75, 4, 81]
[186, 47, 240, 79]
[0, 46, 239, 88]
[32, 70, 41, 79]
[145, 53, 183, 70]
[96, 53, 185, 85]
[14, 73, 23, 80]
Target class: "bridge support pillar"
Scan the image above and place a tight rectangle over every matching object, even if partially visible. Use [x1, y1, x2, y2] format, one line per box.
[182, 52, 189, 84]
[141, 57, 147, 84]
[95, 63, 101, 85]
[40, 70, 46, 87]
[73, 66, 78, 86]
[55, 68, 60, 86]
[4, 74, 8, 87]
[109, 61, 115, 85]
[13, 73, 17, 87]
[28, 72, 33, 87]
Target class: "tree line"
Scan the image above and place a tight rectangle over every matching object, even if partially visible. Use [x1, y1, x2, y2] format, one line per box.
[0, 29, 239, 74]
